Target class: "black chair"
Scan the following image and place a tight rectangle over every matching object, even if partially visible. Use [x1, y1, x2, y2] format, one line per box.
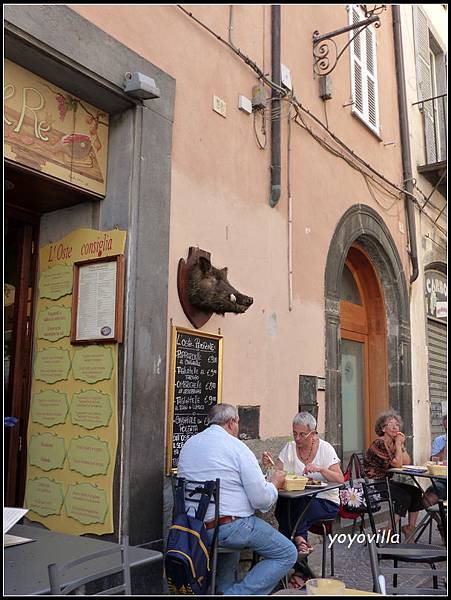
[308, 518, 337, 578]
[362, 478, 446, 590]
[413, 501, 447, 544]
[48, 537, 131, 595]
[368, 538, 447, 595]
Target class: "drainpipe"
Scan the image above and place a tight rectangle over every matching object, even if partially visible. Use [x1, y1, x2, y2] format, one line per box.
[392, 5, 419, 283]
[269, 5, 281, 207]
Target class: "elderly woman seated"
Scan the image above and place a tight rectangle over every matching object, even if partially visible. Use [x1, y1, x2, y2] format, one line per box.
[262, 412, 344, 588]
[363, 409, 424, 540]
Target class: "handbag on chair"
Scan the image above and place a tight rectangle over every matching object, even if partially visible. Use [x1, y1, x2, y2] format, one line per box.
[338, 453, 373, 520]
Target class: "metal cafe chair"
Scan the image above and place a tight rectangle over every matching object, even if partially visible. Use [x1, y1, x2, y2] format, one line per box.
[48, 537, 131, 595]
[308, 517, 337, 578]
[368, 537, 447, 595]
[362, 478, 446, 590]
[170, 476, 257, 594]
[170, 476, 221, 594]
[413, 501, 447, 544]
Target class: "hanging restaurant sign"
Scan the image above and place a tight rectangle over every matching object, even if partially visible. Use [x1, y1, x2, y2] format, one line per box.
[4, 59, 109, 197]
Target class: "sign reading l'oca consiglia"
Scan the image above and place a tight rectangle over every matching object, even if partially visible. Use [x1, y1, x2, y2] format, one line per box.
[425, 270, 447, 321]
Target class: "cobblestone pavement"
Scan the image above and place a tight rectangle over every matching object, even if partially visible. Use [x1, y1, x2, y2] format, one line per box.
[298, 510, 447, 595]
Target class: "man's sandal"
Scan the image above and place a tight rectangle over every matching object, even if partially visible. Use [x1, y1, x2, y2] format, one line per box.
[287, 572, 308, 589]
[294, 536, 314, 560]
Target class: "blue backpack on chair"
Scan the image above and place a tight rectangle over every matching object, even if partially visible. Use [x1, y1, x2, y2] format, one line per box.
[165, 478, 216, 595]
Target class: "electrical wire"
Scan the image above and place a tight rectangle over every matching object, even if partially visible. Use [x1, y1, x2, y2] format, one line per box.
[177, 5, 446, 234]
[253, 109, 267, 150]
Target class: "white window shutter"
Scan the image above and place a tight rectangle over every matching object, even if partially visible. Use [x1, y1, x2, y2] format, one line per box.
[365, 27, 379, 130]
[348, 5, 380, 133]
[413, 6, 432, 100]
[413, 6, 436, 163]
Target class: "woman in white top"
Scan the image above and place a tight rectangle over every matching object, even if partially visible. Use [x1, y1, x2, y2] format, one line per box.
[262, 412, 344, 589]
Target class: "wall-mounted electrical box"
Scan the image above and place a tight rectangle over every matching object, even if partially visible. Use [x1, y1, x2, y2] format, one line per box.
[319, 75, 332, 100]
[281, 64, 293, 91]
[238, 95, 252, 114]
[252, 85, 266, 110]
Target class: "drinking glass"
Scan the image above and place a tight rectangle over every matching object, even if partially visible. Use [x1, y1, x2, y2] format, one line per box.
[306, 578, 346, 595]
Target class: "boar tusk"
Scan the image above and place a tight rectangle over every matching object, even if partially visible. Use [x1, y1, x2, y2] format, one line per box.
[230, 293, 237, 303]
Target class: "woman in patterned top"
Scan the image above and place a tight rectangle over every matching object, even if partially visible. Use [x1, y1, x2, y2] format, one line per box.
[364, 410, 424, 540]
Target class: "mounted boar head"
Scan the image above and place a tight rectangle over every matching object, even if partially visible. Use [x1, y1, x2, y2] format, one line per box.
[188, 256, 253, 315]
[177, 248, 254, 328]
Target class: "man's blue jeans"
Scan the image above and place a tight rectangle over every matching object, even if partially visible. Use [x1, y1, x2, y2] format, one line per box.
[206, 515, 297, 595]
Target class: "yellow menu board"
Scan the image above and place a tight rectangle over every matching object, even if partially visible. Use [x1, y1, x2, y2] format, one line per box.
[25, 228, 126, 535]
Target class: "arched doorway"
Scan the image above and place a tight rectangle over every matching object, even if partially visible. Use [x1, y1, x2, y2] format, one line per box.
[340, 245, 388, 462]
[324, 205, 412, 459]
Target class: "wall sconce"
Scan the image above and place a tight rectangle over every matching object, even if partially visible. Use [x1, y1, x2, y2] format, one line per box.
[123, 72, 160, 100]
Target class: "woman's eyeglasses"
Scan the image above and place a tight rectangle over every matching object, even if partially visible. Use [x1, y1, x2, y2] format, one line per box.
[384, 421, 400, 429]
[293, 430, 317, 439]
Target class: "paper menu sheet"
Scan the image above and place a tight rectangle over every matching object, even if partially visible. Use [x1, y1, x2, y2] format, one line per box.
[4, 534, 34, 548]
[3, 507, 29, 535]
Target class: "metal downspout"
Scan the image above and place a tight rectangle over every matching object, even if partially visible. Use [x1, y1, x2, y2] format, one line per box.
[392, 5, 419, 283]
[270, 5, 281, 207]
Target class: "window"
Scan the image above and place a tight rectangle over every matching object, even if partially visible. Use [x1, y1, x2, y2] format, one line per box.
[413, 6, 447, 164]
[348, 5, 380, 135]
[340, 264, 362, 304]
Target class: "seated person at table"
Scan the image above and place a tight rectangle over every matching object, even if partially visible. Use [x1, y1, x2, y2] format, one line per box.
[422, 413, 447, 541]
[178, 403, 297, 596]
[262, 412, 344, 588]
[363, 410, 424, 540]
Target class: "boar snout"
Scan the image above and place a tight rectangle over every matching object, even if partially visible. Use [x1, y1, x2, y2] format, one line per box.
[229, 292, 253, 313]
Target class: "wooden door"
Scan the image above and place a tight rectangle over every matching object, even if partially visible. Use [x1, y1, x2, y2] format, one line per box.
[340, 245, 388, 458]
[4, 208, 39, 506]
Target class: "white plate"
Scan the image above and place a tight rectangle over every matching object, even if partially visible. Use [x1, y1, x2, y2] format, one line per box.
[305, 482, 328, 488]
[402, 465, 428, 472]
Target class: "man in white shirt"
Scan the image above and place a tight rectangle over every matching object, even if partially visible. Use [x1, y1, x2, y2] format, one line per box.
[177, 403, 297, 595]
[423, 414, 447, 542]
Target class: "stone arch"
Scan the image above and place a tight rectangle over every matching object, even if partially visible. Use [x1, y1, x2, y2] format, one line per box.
[324, 204, 412, 457]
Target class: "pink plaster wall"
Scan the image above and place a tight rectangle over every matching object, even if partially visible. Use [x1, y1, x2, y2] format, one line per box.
[71, 5, 408, 438]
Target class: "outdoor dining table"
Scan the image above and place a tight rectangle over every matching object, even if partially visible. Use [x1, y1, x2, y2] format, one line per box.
[4, 523, 163, 595]
[387, 467, 447, 544]
[272, 586, 381, 595]
[278, 482, 344, 580]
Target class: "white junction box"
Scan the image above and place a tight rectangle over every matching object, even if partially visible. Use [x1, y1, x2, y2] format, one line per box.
[213, 95, 227, 117]
[238, 95, 252, 114]
[281, 64, 293, 91]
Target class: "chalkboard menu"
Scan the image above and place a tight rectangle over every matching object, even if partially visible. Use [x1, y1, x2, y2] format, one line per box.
[166, 326, 223, 474]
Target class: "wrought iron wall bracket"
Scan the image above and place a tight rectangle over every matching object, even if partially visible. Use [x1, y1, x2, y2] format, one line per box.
[313, 14, 380, 77]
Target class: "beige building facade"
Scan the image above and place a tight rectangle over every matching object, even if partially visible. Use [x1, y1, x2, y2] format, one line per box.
[4, 4, 445, 591]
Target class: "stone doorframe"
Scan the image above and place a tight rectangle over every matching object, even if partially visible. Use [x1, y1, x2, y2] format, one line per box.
[324, 205, 413, 459]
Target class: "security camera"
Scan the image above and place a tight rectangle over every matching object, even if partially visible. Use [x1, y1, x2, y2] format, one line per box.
[123, 72, 160, 100]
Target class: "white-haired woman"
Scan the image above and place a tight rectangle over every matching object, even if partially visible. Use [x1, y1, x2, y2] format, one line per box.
[262, 412, 344, 589]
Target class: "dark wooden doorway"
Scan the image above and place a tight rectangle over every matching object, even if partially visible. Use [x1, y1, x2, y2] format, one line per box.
[4, 206, 40, 506]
